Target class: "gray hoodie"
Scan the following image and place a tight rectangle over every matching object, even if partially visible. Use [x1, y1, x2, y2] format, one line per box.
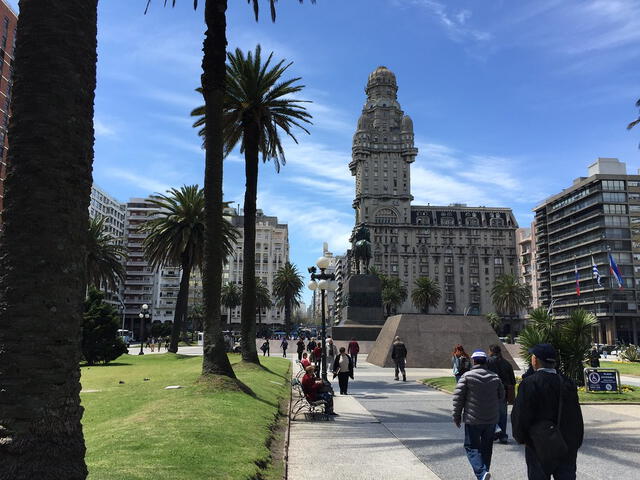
[452, 364, 504, 425]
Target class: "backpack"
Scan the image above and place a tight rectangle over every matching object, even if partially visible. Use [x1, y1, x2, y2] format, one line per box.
[459, 356, 470, 374]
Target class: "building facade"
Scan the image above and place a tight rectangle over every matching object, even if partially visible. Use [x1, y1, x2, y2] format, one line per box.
[222, 208, 289, 328]
[0, 0, 18, 216]
[535, 157, 640, 345]
[516, 226, 539, 310]
[349, 66, 519, 319]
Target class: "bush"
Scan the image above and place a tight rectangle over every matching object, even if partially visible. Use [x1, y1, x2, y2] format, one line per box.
[619, 344, 640, 363]
[82, 287, 128, 365]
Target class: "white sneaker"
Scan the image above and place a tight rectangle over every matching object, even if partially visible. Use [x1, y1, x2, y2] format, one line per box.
[482, 473, 491, 480]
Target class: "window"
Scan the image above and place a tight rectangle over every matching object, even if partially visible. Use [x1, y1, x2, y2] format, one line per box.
[604, 204, 627, 214]
[603, 192, 626, 203]
[490, 218, 504, 227]
[375, 208, 398, 224]
[494, 258, 503, 265]
[602, 180, 625, 191]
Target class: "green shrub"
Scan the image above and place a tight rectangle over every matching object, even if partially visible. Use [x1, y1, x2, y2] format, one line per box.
[82, 287, 128, 365]
[619, 344, 640, 363]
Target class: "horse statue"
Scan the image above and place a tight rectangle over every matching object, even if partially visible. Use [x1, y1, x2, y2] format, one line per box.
[352, 225, 372, 274]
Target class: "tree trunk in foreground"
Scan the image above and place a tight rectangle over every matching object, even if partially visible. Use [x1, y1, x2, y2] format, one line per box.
[240, 123, 260, 364]
[200, 0, 235, 377]
[169, 255, 192, 353]
[0, 2, 97, 478]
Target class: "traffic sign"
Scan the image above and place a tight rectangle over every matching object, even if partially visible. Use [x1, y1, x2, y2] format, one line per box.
[584, 368, 620, 393]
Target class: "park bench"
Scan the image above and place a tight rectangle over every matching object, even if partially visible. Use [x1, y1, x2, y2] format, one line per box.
[290, 378, 328, 419]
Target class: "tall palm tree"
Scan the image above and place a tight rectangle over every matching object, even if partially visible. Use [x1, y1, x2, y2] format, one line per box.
[221, 282, 242, 325]
[627, 98, 640, 132]
[255, 278, 272, 325]
[411, 277, 442, 314]
[141, 185, 237, 353]
[87, 216, 126, 291]
[0, 2, 98, 477]
[491, 274, 531, 317]
[221, 46, 311, 363]
[381, 276, 408, 317]
[146, 0, 313, 381]
[273, 262, 304, 334]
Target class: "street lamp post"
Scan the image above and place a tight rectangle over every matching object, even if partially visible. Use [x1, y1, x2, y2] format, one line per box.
[138, 303, 150, 356]
[307, 256, 336, 382]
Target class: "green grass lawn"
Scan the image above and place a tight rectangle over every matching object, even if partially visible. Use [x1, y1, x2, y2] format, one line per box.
[81, 353, 290, 480]
[422, 376, 640, 403]
[600, 361, 640, 377]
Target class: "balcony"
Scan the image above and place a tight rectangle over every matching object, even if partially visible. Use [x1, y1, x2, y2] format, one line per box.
[549, 220, 604, 246]
[548, 209, 603, 234]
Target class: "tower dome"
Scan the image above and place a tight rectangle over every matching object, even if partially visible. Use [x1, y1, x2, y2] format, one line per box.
[365, 66, 398, 99]
[401, 115, 413, 132]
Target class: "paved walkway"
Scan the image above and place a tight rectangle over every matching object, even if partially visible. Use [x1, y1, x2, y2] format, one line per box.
[288, 360, 640, 480]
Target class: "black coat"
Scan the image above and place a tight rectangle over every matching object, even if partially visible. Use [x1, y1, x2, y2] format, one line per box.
[332, 354, 354, 379]
[487, 354, 516, 387]
[296, 340, 305, 353]
[511, 370, 584, 455]
[307, 341, 317, 352]
[391, 342, 407, 360]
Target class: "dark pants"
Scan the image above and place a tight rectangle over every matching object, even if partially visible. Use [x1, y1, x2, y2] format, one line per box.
[282, 348, 287, 357]
[455, 374, 462, 383]
[394, 358, 406, 379]
[352, 353, 358, 367]
[496, 397, 508, 440]
[525, 447, 576, 480]
[464, 423, 495, 480]
[297, 351, 303, 361]
[338, 372, 350, 394]
[318, 392, 334, 413]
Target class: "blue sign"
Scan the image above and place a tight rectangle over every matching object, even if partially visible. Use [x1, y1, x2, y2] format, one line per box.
[585, 369, 619, 393]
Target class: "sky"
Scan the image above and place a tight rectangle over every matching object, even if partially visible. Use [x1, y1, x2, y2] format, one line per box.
[7, 0, 640, 304]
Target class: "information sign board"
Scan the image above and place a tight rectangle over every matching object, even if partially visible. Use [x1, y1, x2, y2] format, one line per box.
[584, 368, 620, 393]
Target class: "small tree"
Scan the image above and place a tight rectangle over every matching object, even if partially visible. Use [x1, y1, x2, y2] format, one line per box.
[411, 277, 441, 314]
[221, 282, 242, 325]
[486, 312, 503, 335]
[82, 288, 128, 365]
[255, 279, 272, 325]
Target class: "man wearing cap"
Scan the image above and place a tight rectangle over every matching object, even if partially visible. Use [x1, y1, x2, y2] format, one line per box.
[452, 350, 504, 480]
[511, 343, 583, 479]
[390, 336, 408, 381]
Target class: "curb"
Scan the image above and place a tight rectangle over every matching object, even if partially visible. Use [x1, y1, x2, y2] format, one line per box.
[284, 367, 293, 480]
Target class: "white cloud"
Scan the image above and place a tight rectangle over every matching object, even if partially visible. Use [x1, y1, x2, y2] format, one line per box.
[102, 167, 172, 193]
[94, 118, 117, 137]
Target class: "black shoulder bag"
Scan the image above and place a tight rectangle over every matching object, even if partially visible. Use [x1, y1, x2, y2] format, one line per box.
[528, 379, 569, 469]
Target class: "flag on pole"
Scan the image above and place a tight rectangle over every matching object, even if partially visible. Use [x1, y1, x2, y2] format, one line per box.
[591, 256, 601, 287]
[575, 263, 580, 296]
[608, 253, 624, 289]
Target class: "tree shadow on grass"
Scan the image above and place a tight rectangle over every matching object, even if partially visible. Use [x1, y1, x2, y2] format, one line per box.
[81, 362, 132, 368]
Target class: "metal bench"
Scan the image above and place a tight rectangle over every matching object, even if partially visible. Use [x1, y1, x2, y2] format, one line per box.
[290, 378, 328, 419]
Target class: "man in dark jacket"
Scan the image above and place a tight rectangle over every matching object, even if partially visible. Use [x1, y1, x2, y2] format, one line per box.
[487, 344, 516, 444]
[453, 350, 504, 480]
[511, 343, 584, 480]
[391, 336, 408, 381]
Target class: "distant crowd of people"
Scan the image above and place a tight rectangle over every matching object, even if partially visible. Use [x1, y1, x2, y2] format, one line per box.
[143, 336, 169, 352]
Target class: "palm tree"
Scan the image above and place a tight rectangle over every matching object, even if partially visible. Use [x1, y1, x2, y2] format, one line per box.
[255, 279, 272, 325]
[273, 262, 304, 334]
[219, 46, 311, 363]
[146, 0, 313, 381]
[411, 277, 442, 314]
[0, 2, 98, 476]
[627, 98, 640, 133]
[221, 282, 242, 326]
[381, 276, 408, 317]
[141, 185, 237, 353]
[87, 216, 126, 291]
[491, 274, 531, 317]
[485, 312, 502, 335]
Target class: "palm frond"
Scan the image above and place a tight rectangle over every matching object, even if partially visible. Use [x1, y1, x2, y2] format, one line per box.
[87, 216, 127, 291]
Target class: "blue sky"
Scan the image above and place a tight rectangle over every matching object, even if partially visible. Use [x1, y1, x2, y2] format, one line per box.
[7, 0, 640, 304]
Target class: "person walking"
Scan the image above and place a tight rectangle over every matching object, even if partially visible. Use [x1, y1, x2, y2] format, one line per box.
[391, 336, 408, 381]
[332, 347, 354, 395]
[511, 343, 584, 480]
[281, 338, 289, 358]
[487, 344, 516, 444]
[260, 339, 270, 357]
[588, 347, 601, 368]
[453, 350, 504, 480]
[296, 338, 305, 361]
[348, 338, 360, 367]
[452, 344, 471, 382]
[326, 338, 337, 372]
[307, 337, 317, 354]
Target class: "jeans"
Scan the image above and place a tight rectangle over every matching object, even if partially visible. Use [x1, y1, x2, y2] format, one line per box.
[282, 348, 287, 357]
[496, 397, 508, 440]
[352, 353, 358, 367]
[394, 358, 406, 379]
[525, 447, 576, 480]
[297, 351, 303, 361]
[337, 372, 350, 394]
[464, 423, 495, 480]
[318, 392, 334, 413]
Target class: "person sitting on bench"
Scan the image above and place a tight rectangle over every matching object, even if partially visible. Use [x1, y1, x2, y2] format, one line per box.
[300, 365, 337, 415]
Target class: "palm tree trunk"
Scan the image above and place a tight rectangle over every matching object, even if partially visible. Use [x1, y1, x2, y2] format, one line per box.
[200, 0, 235, 378]
[240, 122, 260, 363]
[285, 299, 292, 334]
[169, 255, 192, 353]
[0, 2, 96, 478]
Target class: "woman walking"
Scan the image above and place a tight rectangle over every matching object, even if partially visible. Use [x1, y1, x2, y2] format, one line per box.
[296, 338, 305, 361]
[332, 347, 354, 395]
[452, 344, 471, 382]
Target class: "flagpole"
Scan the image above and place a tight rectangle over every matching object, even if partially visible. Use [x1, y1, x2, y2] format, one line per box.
[608, 246, 616, 346]
[591, 252, 597, 343]
[575, 256, 580, 309]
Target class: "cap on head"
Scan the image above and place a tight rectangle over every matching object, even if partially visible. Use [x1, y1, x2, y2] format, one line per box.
[529, 343, 557, 363]
[471, 350, 487, 359]
[394, 336, 401, 341]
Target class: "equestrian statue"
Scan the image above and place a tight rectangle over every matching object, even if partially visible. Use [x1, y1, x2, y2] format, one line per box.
[352, 224, 372, 274]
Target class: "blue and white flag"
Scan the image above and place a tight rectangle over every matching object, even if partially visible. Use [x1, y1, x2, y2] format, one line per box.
[591, 256, 601, 287]
[608, 253, 624, 289]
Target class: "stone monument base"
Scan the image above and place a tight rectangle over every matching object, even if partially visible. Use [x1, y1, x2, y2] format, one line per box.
[330, 325, 382, 342]
[367, 314, 519, 369]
